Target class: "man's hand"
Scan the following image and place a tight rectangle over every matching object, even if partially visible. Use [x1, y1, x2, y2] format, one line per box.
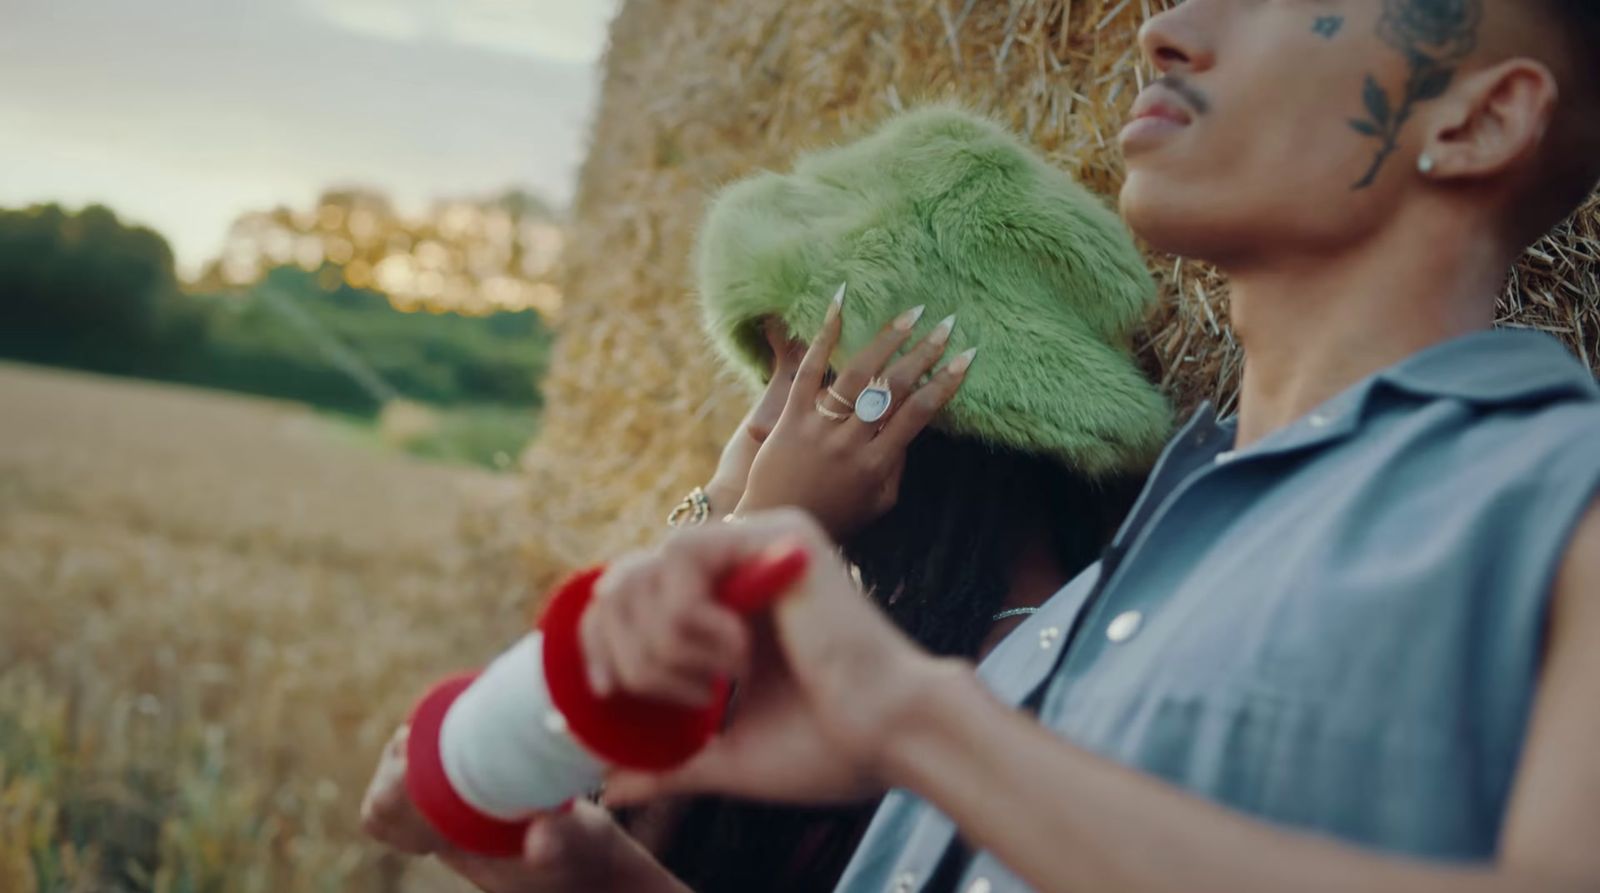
[359, 725, 445, 856]
[582, 509, 947, 807]
[360, 725, 691, 892]
[435, 800, 691, 893]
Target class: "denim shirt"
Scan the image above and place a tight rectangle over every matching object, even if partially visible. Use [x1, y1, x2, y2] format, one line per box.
[835, 330, 1600, 893]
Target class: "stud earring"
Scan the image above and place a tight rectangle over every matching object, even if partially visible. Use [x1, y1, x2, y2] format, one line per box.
[1418, 153, 1436, 176]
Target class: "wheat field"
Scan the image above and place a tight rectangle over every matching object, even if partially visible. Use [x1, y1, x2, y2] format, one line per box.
[0, 363, 534, 892]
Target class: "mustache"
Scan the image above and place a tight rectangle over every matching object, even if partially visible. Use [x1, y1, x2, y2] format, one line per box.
[1155, 74, 1211, 116]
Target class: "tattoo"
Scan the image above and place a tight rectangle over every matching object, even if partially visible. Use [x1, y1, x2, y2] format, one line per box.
[1348, 0, 1483, 190]
[1312, 16, 1344, 39]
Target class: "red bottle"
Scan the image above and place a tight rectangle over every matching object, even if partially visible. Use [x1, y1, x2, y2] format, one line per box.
[403, 548, 809, 856]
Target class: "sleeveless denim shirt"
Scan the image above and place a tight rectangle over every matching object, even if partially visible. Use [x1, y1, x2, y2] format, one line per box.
[835, 330, 1600, 893]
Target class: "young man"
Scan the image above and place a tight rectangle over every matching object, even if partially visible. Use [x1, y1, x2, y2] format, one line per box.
[584, 0, 1600, 891]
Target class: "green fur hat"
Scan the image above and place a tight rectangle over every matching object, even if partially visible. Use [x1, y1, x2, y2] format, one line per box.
[695, 106, 1171, 476]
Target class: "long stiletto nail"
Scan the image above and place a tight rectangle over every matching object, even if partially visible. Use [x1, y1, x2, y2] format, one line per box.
[894, 305, 926, 332]
[825, 282, 846, 323]
[948, 347, 978, 374]
[930, 314, 956, 346]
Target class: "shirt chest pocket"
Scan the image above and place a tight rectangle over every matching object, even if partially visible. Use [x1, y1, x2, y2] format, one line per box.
[1099, 502, 1486, 707]
[1051, 662, 1487, 857]
[1050, 562, 1497, 856]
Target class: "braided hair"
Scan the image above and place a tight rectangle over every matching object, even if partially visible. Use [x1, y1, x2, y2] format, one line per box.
[650, 427, 1144, 893]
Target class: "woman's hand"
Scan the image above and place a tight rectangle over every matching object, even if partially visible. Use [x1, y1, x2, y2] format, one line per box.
[359, 725, 446, 856]
[702, 320, 807, 516]
[735, 284, 975, 537]
[589, 511, 944, 809]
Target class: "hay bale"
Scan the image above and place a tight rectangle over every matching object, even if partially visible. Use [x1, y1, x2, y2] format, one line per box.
[518, 0, 1600, 587]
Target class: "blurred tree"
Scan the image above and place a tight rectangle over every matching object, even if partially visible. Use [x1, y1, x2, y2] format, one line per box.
[0, 204, 179, 370]
[0, 197, 556, 469]
[197, 188, 566, 319]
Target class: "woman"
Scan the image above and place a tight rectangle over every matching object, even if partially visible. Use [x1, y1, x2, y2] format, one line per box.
[362, 107, 1171, 892]
[628, 303, 1154, 893]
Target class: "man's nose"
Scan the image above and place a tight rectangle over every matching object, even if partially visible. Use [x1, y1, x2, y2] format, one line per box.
[1138, 2, 1216, 75]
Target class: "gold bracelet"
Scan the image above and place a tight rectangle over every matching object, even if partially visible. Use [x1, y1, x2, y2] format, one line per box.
[666, 486, 712, 528]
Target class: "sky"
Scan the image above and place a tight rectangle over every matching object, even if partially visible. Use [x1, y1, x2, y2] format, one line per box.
[0, 0, 619, 275]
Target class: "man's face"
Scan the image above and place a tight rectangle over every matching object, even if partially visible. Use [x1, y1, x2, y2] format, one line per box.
[1118, 0, 1481, 264]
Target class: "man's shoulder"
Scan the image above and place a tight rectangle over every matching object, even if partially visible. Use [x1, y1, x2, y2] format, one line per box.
[1502, 393, 1600, 471]
[1387, 369, 1600, 472]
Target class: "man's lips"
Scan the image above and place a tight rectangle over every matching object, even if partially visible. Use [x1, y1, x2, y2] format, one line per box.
[1121, 82, 1199, 151]
[1128, 86, 1195, 126]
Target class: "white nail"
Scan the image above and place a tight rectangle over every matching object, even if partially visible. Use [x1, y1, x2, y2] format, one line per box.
[832, 282, 847, 306]
[949, 347, 978, 374]
[895, 305, 926, 332]
[930, 314, 956, 345]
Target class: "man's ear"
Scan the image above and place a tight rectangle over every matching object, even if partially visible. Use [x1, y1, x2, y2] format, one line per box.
[1420, 59, 1559, 181]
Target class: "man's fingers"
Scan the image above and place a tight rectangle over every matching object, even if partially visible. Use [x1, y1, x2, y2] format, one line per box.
[788, 283, 846, 408]
[523, 813, 572, 868]
[629, 600, 746, 706]
[582, 594, 636, 698]
[875, 347, 975, 451]
[602, 737, 737, 806]
[581, 513, 827, 700]
[632, 668, 723, 707]
[652, 509, 830, 582]
[677, 601, 751, 675]
[522, 800, 619, 869]
[651, 563, 749, 673]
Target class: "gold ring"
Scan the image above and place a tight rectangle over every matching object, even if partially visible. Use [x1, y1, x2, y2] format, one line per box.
[814, 399, 851, 422]
[825, 385, 855, 410]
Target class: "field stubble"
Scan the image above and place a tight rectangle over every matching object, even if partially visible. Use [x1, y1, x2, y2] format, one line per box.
[0, 363, 535, 892]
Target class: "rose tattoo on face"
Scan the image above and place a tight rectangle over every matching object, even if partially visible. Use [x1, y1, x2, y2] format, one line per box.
[1348, 0, 1484, 189]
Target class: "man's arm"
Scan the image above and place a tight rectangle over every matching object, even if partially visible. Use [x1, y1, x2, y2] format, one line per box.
[884, 501, 1600, 893]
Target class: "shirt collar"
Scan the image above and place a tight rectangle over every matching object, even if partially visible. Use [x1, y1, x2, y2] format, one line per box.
[1376, 328, 1598, 405]
[1203, 328, 1596, 464]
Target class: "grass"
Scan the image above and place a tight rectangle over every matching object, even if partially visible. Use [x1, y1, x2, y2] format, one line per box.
[0, 363, 534, 892]
[372, 402, 539, 472]
[317, 402, 539, 472]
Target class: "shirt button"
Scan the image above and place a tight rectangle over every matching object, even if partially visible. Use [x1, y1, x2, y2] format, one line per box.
[1214, 449, 1237, 465]
[1038, 625, 1062, 650]
[1309, 412, 1333, 428]
[892, 871, 917, 892]
[1106, 610, 1143, 643]
[967, 879, 992, 893]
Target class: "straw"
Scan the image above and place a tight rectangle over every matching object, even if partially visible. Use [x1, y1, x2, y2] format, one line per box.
[514, 0, 1600, 590]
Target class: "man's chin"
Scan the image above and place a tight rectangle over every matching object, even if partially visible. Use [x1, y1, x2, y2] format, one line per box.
[1118, 173, 1186, 254]
[1118, 176, 1233, 263]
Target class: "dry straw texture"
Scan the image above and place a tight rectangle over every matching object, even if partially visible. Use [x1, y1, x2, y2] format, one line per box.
[521, 0, 1600, 586]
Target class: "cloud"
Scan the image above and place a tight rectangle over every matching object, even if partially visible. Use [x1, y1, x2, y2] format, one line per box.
[299, 0, 618, 64]
[0, 0, 605, 272]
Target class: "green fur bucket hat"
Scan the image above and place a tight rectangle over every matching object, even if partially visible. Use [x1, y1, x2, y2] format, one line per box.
[695, 106, 1172, 476]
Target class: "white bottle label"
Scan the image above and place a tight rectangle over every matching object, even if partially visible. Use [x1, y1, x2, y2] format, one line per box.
[439, 633, 606, 820]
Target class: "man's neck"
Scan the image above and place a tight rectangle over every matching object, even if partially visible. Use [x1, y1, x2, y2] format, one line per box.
[1224, 205, 1510, 448]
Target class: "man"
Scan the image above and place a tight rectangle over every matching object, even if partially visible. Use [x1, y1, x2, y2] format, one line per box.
[581, 0, 1600, 891]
